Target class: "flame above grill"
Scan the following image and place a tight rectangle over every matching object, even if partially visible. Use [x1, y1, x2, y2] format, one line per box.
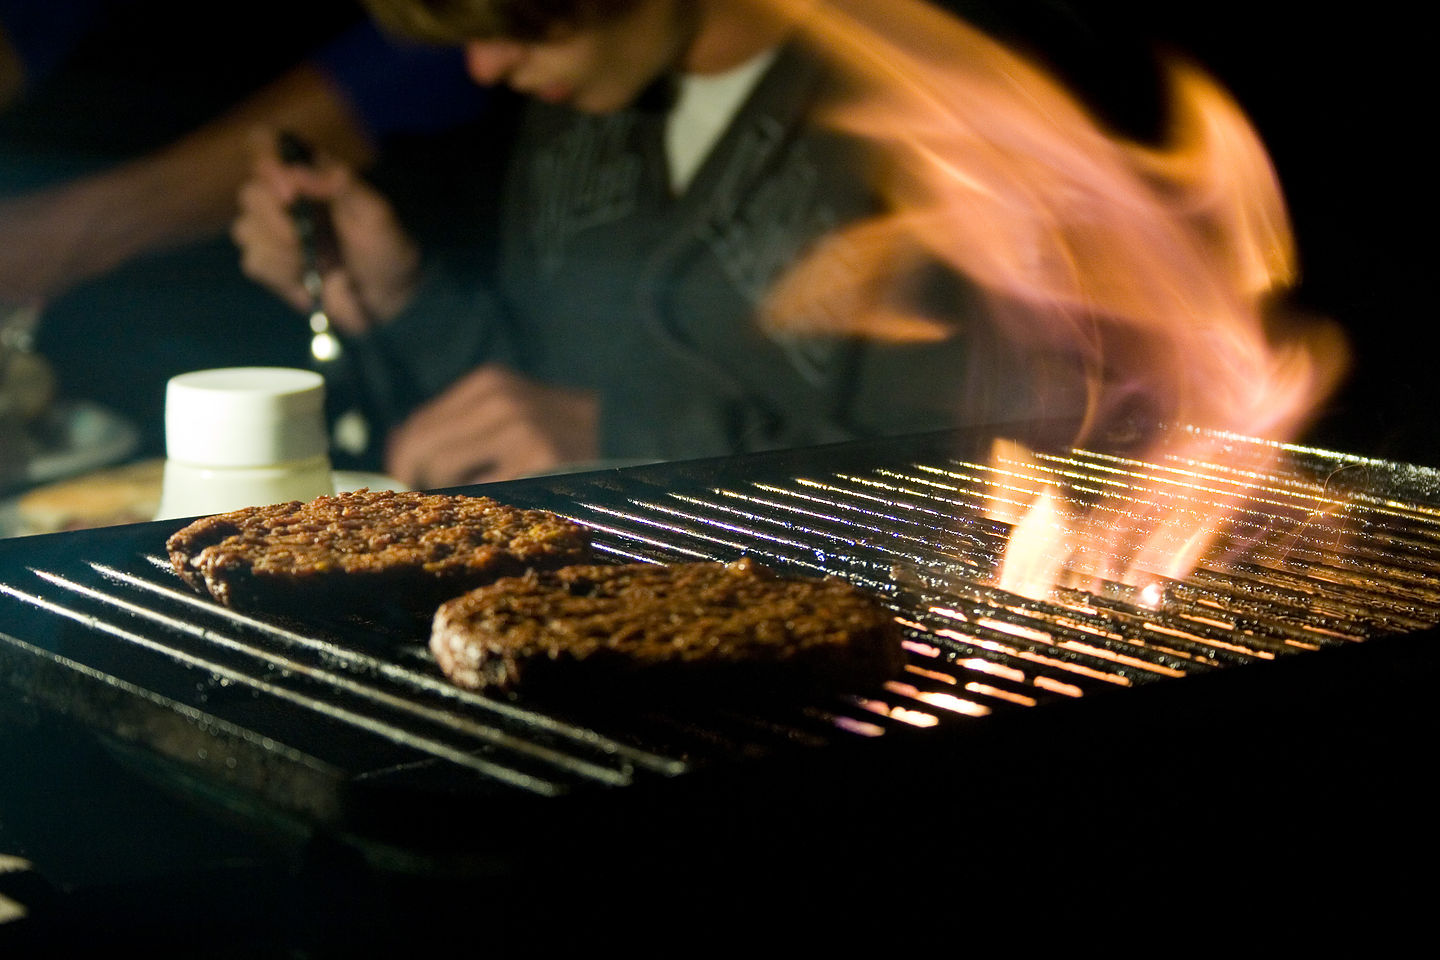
[758, 0, 1351, 595]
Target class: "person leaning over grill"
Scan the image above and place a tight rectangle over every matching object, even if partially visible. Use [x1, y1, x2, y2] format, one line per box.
[232, 0, 986, 488]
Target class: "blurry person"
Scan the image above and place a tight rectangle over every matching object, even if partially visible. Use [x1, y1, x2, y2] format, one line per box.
[234, 0, 980, 487]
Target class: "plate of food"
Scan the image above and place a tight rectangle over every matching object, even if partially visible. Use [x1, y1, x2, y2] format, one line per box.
[1, 457, 407, 539]
[9, 400, 141, 490]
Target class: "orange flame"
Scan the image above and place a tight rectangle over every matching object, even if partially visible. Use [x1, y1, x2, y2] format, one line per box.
[759, 0, 1348, 597]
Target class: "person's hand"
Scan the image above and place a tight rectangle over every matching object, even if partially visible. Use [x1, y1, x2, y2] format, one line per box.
[231, 128, 420, 333]
[385, 364, 600, 488]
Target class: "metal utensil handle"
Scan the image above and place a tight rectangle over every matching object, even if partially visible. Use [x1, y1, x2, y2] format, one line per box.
[276, 131, 403, 459]
[277, 132, 332, 311]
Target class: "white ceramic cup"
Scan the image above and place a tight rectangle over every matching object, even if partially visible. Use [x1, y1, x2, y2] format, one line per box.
[156, 367, 335, 519]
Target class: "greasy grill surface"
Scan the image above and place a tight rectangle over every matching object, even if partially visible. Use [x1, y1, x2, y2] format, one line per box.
[3, 428, 1440, 859]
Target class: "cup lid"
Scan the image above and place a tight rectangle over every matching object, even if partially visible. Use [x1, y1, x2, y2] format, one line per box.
[165, 367, 328, 467]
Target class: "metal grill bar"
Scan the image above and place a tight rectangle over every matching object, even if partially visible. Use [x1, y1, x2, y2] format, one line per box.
[115, 557, 689, 776]
[4, 576, 589, 794]
[1, 545, 961, 807]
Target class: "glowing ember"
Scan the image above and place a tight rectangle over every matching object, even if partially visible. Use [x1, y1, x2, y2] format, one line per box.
[885, 681, 993, 717]
[759, 0, 1349, 597]
[1032, 676, 1083, 698]
[1137, 582, 1166, 609]
[963, 683, 1037, 708]
[854, 697, 941, 727]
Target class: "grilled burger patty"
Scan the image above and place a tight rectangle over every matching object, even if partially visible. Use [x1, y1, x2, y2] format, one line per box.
[430, 558, 904, 695]
[166, 489, 592, 618]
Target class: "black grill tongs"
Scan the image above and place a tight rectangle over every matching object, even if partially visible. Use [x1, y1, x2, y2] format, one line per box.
[277, 131, 344, 366]
[277, 130, 400, 470]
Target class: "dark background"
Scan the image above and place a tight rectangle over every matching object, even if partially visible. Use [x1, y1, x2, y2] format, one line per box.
[1022, 1, 1434, 465]
[1164, 5, 1430, 465]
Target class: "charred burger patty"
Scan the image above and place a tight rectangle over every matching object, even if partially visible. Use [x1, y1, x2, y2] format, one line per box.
[166, 489, 593, 619]
[430, 557, 904, 695]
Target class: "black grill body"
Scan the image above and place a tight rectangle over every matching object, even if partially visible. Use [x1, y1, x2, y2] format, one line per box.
[3, 429, 1438, 948]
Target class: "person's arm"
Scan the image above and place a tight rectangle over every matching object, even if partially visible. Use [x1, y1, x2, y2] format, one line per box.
[0, 63, 374, 305]
[0, 23, 23, 111]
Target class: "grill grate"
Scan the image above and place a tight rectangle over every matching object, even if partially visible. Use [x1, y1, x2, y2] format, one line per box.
[4, 428, 1440, 853]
